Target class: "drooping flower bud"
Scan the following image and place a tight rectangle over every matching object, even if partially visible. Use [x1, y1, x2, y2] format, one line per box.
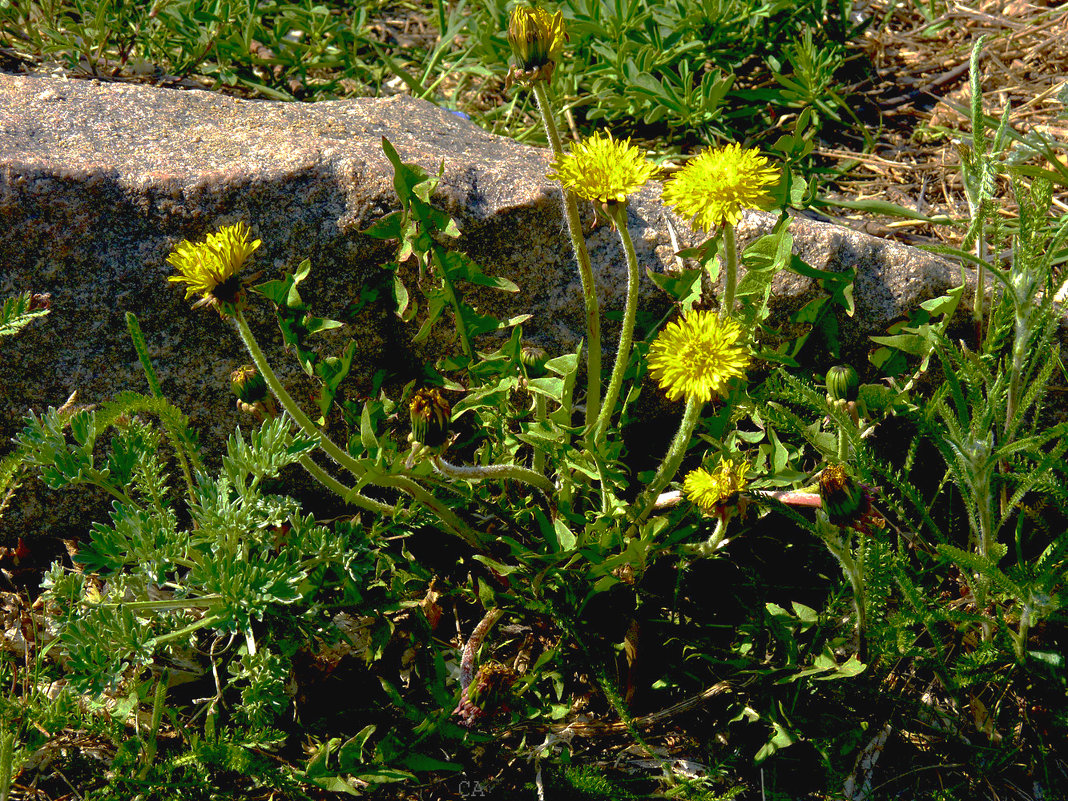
[825, 365, 860, 403]
[818, 464, 871, 527]
[409, 387, 452, 448]
[230, 365, 268, 404]
[506, 5, 567, 86]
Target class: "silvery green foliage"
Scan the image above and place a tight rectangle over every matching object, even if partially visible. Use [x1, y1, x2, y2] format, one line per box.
[27, 405, 368, 703]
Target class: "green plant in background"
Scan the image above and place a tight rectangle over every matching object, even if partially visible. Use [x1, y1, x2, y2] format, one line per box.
[0, 0, 873, 160]
[0, 291, 50, 524]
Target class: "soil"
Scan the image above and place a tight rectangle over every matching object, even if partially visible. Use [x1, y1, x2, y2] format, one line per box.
[821, 0, 1068, 254]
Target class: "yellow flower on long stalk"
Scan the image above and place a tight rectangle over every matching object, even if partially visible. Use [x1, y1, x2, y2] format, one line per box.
[549, 130, 655, 444]
[648, 310, 749, 404]
[548, 131, 656, 207]
[167, 222, 261, 312]
[684, 459, 749, 516]
[662, 144, 779, 231]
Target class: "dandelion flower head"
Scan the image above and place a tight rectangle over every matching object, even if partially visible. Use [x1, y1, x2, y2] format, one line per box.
[648, 310, 749, 403]
[548, 131, 656, 205]
[684, 459, 749, 515]
[167, 222, 260, 310]
[662, 144, 779, 231]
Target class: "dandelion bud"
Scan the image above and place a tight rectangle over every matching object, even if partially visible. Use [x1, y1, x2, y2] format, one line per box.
[825, 365, 860, 403]
[506, 5, 567, 86]
[409, 387, 451, 448]
[230, 365, 267, 404]
[818, 464, 870, 527]
[520, 344, 549, 377]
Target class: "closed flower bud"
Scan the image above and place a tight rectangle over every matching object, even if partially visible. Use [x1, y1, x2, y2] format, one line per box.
[819, 464, 871, 527]
[409, 387, 452, 448]
[520, 344, 549, 377]
[230, 365, 267, 404]
[506, 5, 567, 86]
[825, 365, 860, 403]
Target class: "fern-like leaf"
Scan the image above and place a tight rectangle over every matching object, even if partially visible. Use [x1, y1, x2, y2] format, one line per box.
[0, 292, 49, 339]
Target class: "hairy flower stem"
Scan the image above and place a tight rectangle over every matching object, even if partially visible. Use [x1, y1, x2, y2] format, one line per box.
[837, 429, 849, 462]
[298, 454, 393, 515]
[1001, 313, 1030, 516]
[533, 80, 601, 431]
[231, 310, 482, 548]
[593, 203, 640, 445]
[431, 456, 556, 495]
[682, 516, 728, 558]
[722, 223, 739, 317]
[639, 398, 703, 523]
[459, 608, 504, 690]
[818, 518, 867, 657]
[454, 607, 505, 723]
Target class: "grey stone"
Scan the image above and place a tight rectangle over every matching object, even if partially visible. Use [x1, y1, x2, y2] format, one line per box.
[0, 74, 964, 541]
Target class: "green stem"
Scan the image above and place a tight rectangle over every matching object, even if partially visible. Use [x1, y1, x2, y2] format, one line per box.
[1013, 605, 1031, 663]
[298, 454, 394, 515]
[431, 456, 555, 495]
[836, 415, 850, 462]
[682, 516, 729, 558]
[125, 312, 197, 506]
[974, 220, 986, 344]
[594, 203, 640, 445]
[377, 473, 485, 549]
[232, 310, 355, 472]
[431, 248, 474, 361]
[819, 519, 867, 650]
[1002, 319, 1028, 517]
[232, 310, 482, 547]
[139, 670, 168, 777]
[91, 479, 135, 508]
[0, 730, 13, 801]
[722, 223, 738, 317]
[639, 398, 703, 522]
[533, 393, 547, 476]
[100, 595, 221, 612]
[147, 613, 228, 649]
[533, 80, 601, 431]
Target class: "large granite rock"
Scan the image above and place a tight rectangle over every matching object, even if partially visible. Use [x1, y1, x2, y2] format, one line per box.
[0, 74, 963, 541]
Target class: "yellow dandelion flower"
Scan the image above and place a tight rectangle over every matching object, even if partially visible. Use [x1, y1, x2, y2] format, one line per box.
[507, 5, 567, 85]
[548, 131, 655, 205]
[684, 459, 749, 515]
[648, 310, 749, 403]
[662, 144, 779, 231]
[167, 222, 261, 310]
